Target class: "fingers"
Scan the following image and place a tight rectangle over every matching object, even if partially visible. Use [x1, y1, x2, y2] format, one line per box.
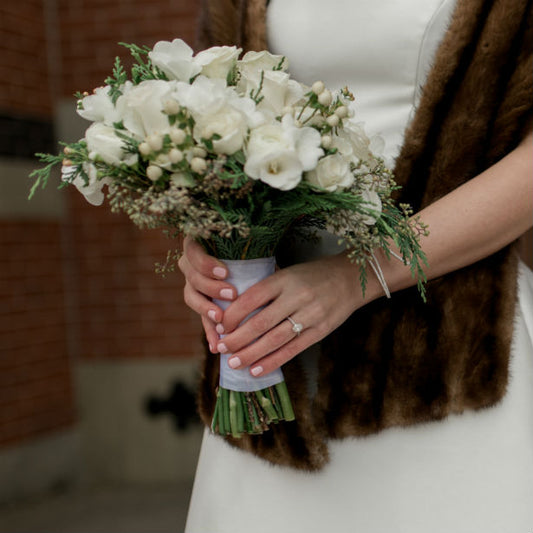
[202, 315, 220, 354]
[179, 239, 236, 302]
[182, 237, 228, 280]
[183, 280, 223, 323]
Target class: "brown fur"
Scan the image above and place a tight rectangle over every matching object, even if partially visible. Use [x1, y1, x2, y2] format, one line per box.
[195, 0, 533, 470]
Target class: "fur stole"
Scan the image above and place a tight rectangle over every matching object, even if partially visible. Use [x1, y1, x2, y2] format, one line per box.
[195, 0, 533, 470]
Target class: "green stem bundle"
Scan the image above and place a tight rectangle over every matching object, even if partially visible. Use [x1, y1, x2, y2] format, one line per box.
[211, 383, 295, 438]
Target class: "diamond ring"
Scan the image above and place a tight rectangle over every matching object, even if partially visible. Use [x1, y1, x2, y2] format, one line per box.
[287, 316, 304, 336]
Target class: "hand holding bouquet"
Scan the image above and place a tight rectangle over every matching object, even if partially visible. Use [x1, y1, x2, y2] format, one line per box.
[31, 38, 428, 438]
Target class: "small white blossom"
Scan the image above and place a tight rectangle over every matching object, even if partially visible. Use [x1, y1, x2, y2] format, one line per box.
[139, 142, 152, 156]
[169, 148, 183, 163]
[326, 114, 340, 127]
[169, 127, 186, 145]
[163, 98, 180, 115]
[318, 89, 332, 106]
[190, 157, 207, 174]
[147, 133, 163, 151]
[311, 81, 325, 95]
[147, 165, 163, 181]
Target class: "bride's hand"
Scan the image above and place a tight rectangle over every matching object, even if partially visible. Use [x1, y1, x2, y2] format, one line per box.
[216, 254, 377, 377]
[178, 237, 238, 353]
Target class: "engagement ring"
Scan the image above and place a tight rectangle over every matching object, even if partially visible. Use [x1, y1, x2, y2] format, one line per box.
[287, 316, 304, 336]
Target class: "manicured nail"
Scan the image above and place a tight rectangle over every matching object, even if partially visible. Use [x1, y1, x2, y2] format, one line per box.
[251, 366, 263, 376]
[228, 357, 241, 369]
[216, 323, 225, 335]
[207, 310, 217, 322]
[219, 288, 233, 299]
[213, 267, 226, 279]
[217, 342, 228, 354]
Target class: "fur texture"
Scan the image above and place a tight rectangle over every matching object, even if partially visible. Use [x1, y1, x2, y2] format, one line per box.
[195, 0, 533, 470]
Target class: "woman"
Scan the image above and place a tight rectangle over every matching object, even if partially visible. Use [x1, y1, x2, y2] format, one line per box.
[183, 0, 533, 531]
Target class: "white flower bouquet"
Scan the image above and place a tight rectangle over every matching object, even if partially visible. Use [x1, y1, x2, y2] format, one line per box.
[30, 39, 427, 438]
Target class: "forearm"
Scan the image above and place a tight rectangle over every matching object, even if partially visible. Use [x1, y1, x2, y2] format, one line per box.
[366, 133, 533, 302]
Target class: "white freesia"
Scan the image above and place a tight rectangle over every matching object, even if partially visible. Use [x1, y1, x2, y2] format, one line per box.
[148, 39, 201, 81]
[237, 50, 288, 81]
[77, 86, 117, 124]
[122, 79, 177, 138]
[194, 46, 241, 79]
[305, 153, 354, 191]
[61, 162, 109, 206]
[85, 123, 138, 166]
[245, 115, 323, 190]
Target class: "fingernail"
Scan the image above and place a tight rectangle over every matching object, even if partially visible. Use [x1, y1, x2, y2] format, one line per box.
[216, 323, 225, 335]
[251, 366, 263, 376]
[219, 288, 233, 299]
[228, 357, 241, 369]
[217, 342, 228, 354]
[207, 310, 217, 322]
[213, 267, 226, 279]
[208, 343, 214, 353]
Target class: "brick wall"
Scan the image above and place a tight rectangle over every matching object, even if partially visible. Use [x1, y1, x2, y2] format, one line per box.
[0, 0, 202, 449]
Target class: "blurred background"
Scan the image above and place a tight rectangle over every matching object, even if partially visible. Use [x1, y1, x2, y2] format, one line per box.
[0, 1, 205, 531]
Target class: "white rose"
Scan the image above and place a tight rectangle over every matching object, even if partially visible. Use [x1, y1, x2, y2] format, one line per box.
[175, 75, 229, 117]
[359, 188, 382, 225]
[177, 76, 264, 154]
[305, 153, 354, 192]
[244, 115, 323, 190]
[62, 162, 109, 206]
[148, 39, 201, 81]
[194, 46, 241, 79]
[194, 105, 247, 154]
[85, 123, 138, 166]
[122, 79, 177, 138]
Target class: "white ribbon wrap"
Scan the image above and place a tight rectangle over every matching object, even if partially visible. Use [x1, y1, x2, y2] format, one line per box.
[213, 257, 285, 392]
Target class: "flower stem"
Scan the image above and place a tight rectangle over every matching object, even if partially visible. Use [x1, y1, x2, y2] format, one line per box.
[275, 381, 295, 421]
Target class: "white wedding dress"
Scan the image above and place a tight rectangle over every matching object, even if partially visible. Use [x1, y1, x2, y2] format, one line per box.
[185, 1, 533, 531]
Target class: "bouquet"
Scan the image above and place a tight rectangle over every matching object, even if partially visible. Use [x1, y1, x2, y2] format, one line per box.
[30, 39, 428, 438]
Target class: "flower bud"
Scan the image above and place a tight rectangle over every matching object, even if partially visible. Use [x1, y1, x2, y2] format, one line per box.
[311, 81, 325, 95]
[321, 135, 332, 149]
[62, 158, 73, 166]
[156, 153, 170, 165]
[146, 133, 163, 152]
[147, 165, 163, 181]
[63, 146, 73, 155]
[190, 157, 207, 174]
[318, 89, 332, 106]
[281, 106, 294, 117]
[335, 105, 349, 118]
[193, 146, 207, 158]
[169, 128, 186, 145]
[169, 148, 183, 164]
[163, 99, 180, 115]
[139, 142, 152, 156]
[326, 114, 340, 127]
